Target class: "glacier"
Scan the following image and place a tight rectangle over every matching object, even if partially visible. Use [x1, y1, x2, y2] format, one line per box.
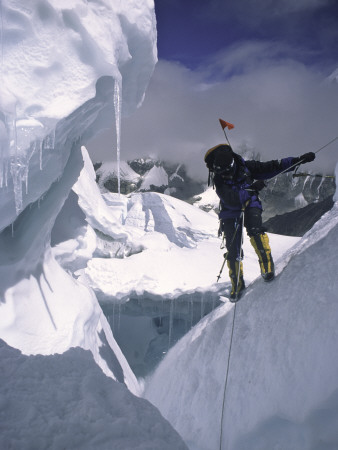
[0, 1, 190, 449]
[144, 198, 338, 450]
[1, 0, 338, 449]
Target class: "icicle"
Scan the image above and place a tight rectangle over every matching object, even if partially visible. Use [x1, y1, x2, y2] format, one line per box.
[0, 144, 3, 188]
[0, 0, 3, 71]
[190, 297, 193, 328]
[168, 298, 174, 349]
[4, 157, 8, 187]
[114, 78, 122, 195]
[200, 293, 205, 320]
[44, 130, 55, 150]
[8, 110, 24, 215]
[117, 302, 121, 332]
[39, 140, 43, 170]
[112, 302, 116, 333]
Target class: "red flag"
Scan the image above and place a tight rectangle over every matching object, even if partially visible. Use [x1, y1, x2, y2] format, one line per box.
[219, 119, 234, 130]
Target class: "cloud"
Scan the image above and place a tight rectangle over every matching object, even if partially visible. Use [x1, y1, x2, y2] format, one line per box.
[202, 0, 334, 23]
[87, 42, 338, 181]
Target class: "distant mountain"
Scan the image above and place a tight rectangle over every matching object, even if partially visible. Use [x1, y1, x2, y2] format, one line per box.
[260, 171, 335, 220]
[95, 157, 205, 200]
[263, 195, 334, 236]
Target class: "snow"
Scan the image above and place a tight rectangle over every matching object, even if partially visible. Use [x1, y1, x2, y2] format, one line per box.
[79, 196, 298, 301]
[144, 202, 338, 450]
[0, 0, 157, 225]
[72, 157, 298, 302]
[0, 340, 188, 450]
[334, 161, 338, 202]
[1, 1, 338, 448]
[192, 185, 220, 212]
[0, 1, 190, 447]
[97, 160, 141, 190]
[139, 165, 169, 190]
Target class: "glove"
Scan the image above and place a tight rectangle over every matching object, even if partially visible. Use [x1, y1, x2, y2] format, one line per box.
[250, 180, 266, 192]
[298, 152, 316, 164]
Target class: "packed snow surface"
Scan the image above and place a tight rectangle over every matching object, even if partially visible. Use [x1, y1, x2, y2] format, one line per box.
[144, 201, 338, 450]
[0, 340, 188, 450]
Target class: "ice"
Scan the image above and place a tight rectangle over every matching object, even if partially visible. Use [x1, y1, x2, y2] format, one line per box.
[0, 0, 157, 230]
[144, 203, 338, 450]
[3, 0, 337, 448]
[0, 340, 188, 450]
[334, 161, 338, 202]
[114, 78, 122, 194]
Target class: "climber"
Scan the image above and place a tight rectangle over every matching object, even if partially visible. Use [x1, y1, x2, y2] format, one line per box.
[204, 144, 315, 300]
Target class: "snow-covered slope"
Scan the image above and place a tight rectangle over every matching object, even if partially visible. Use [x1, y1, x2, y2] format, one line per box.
[144, 201, 338, 450]
[0, 340, 188, 450]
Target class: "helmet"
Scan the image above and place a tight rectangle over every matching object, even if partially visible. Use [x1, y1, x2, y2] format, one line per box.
[213, 148, 236, 179]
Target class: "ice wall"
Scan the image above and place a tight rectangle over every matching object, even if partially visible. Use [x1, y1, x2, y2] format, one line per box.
[334, 160, 338, 202]
[0, 0, 157, 391]
[0, 0, 157, 228]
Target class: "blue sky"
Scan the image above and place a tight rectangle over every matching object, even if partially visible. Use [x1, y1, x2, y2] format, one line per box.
[88, 0, 338, 178]
[155, 0, 338, 72]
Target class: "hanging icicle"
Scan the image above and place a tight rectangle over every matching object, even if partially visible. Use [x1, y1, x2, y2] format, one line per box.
[114, 77, 122, 195]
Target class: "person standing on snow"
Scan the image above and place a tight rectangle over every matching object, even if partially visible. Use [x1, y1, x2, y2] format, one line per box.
[204, 144, 315, 300]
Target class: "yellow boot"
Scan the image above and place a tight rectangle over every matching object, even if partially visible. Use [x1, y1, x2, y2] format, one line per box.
[227, 259, 245, 301]
[250, 233, 275, 281]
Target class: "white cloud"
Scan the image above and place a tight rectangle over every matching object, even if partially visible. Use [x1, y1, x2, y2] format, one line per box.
[87, 43, 338, 180]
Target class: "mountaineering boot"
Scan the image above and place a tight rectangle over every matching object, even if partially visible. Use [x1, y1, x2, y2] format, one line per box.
[227, 259, 246, 301]
[250, 233, 275, 282]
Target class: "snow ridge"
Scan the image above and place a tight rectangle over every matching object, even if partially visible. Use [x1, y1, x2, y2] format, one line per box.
[144, 202, 338, 450]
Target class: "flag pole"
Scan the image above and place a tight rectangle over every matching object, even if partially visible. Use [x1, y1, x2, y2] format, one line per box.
[219, 119, 234, 147]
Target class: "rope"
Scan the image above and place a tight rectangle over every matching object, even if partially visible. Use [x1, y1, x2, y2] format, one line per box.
[219, 302, 237, 450]
[218, 207, 246, 448]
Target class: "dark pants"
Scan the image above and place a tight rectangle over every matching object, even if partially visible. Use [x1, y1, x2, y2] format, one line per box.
[221, 207, 265, 260]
